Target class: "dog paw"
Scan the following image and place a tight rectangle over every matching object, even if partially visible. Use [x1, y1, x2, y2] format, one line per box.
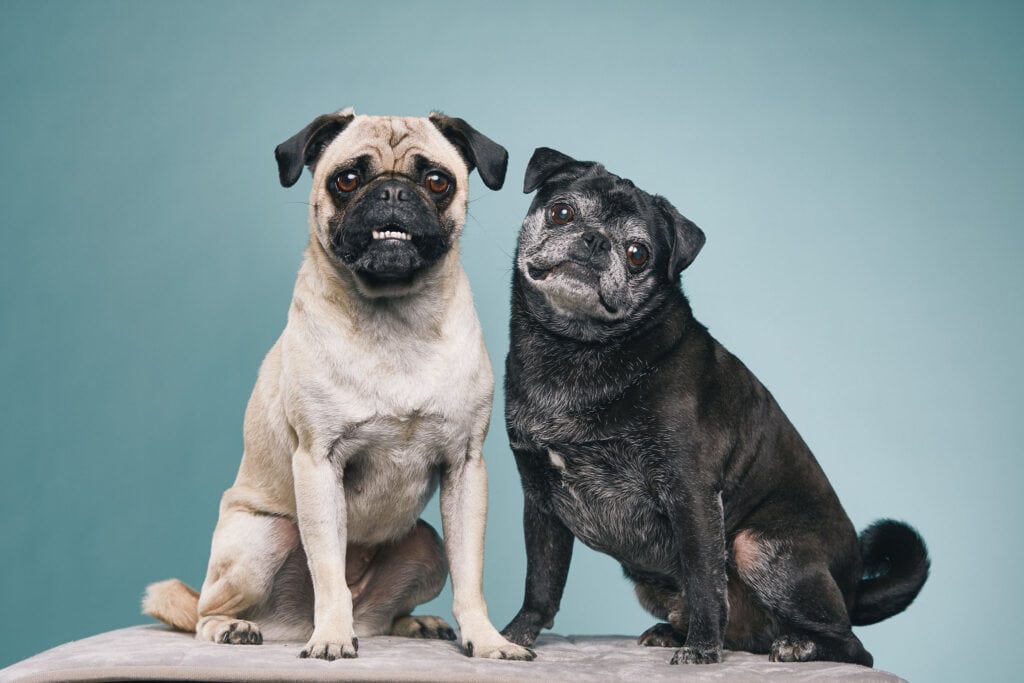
[392, 615, 457, 640]
[638, 622, 685, 648]
[500, 611, 544, 647]
[770, 635, 817, 662]
[196, 616, 263, 645]
[464, 635, 536, 661]
[670, 644, 722, 665]
[299, 635, 358, 660]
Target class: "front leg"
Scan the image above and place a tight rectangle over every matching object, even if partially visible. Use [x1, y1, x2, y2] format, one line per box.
[439, 444, 535, 660]
[501, 449, 575, 646]
[292, 446, 358, 660]
[664, 485, 728, 665]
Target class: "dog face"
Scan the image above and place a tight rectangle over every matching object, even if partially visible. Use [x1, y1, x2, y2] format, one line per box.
[514, 147, 705, 341]
[276, 109, 508, 297]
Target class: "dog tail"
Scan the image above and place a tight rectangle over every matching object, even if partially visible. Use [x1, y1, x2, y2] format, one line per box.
[142, 579, 200, 632]
[849, 520, 930, 626]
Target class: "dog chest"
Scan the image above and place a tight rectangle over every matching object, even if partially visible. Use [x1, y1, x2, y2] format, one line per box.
[336, 414, 451, 545]
[542, 443, 680, 578]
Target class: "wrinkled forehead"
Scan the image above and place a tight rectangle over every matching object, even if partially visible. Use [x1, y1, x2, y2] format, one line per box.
[317, 115, 467, 178]
[552, 174, 649, 223]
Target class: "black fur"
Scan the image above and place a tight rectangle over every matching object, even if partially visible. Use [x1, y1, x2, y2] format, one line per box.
[501, 149, 929, 667]
[274, 110, 355, 187]
[429, 113, 509, 191]
[331, 175, 450, 285]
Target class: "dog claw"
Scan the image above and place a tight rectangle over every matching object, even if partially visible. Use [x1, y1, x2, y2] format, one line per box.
[638, 622, 686, 648]
[300, 637, 358, 660]
[203, 617, 263, 646]
[670, 645, 722, 665]
[392, 615, 456, 641]
[770, 635, 817, 662]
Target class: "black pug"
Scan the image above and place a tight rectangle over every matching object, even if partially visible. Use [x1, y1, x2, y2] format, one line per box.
[500, 147, 929, 667]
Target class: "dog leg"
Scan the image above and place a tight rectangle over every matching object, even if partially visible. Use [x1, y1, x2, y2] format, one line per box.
[501, 471, 574, 647]
[348, 520, 454, 640]
[292, 446, 358, 660]
[662, 486, 728, 665]
[195, 493, 299, 645]
[633, 579, 688, 647]
[732, 529, 872, 666]
[440, 441, 535, 660]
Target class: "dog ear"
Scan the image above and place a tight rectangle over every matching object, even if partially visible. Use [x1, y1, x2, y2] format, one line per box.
[523, 147, 582, 194]
[655, 195, 705, 279]
[274, 109, 356, 188]
[429, 113, 508, 191]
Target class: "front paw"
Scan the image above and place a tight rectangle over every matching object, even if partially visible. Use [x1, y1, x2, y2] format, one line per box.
[299, 634, 359, 660]
[500, 611, 544, 647]
[464, 633, 536, 660]
[670, 644, 722, 665]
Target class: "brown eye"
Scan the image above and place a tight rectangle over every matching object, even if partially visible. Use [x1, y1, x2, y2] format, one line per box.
[627, 243, 649, 268]
[550, 202, 575, 225]
[334, 170, 360, 193]
[425, 171, 451, 194]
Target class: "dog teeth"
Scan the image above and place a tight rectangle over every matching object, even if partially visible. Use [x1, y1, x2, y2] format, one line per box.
[372, 230, 412, 241]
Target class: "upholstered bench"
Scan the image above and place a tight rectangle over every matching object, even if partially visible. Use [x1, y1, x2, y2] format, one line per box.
[0, 625, 904, 682]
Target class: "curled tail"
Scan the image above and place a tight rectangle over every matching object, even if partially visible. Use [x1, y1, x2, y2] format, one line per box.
[142, 579, 200, 632]
[850, 520, 930, 626]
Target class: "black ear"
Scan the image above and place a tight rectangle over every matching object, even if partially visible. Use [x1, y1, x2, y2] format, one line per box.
[429, 113, 508, 191]
[523, 147, 580, 194]
[274, 109, 356, 188]
[655, 195, 706, 279]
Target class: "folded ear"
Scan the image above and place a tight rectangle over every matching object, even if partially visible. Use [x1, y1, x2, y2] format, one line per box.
[523, 147, 580, 194]
[655, 195, 706, 279]
[274, 108, 355, 188]
[429, 113, 508, 191]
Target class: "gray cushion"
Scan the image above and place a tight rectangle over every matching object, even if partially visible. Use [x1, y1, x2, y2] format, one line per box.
[0, 625, 905, 682]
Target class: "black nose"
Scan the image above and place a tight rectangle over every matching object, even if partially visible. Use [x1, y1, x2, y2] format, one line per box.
[581, 230, 610, 256]
[376, 179, 414, 203]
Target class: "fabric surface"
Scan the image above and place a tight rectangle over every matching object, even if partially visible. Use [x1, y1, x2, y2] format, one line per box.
[0, 625, 905, 682]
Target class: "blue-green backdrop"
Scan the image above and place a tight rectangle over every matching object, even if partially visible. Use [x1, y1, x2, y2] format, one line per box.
[2, 2, 1021, 680]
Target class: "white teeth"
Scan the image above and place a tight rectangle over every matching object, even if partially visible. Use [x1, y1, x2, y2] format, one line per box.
[371, 230, 412, 241]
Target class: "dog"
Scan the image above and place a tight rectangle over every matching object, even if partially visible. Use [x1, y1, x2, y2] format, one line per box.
[500, 147, 929, 666]
[143, 109, 534, 662]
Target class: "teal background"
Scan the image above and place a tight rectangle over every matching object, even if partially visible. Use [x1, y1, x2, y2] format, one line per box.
[1, 1, 1021, 679]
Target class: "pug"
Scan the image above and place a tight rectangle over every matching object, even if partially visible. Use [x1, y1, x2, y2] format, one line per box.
[500, 147, 930, 666]
[143, 109, 535, 662]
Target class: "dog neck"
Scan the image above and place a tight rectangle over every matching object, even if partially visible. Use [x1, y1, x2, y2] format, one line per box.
[509, 279, 702, 405]
[298, 237, 463, 333]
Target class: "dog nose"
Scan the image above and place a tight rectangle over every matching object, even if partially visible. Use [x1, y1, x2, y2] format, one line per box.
[376, 180, 413, 203]
[581, 230, 610, 255]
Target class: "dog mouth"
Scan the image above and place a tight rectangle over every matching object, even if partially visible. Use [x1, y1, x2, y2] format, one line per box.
[525, 260, 619, 315]
[371, 229, 412, 242]
[527, 261, 598, 283]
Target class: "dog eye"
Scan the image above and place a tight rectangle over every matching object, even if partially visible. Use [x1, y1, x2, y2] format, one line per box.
[334, 170, 360, 193]
[627, 243, 650, 268]
[425, 172, 451, 195]
[550, 203, 575, 225]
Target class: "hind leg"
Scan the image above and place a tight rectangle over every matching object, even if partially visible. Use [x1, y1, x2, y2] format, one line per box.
[633, 578, 688, 647]
[732, 529, 872, 666]
[351, 520, 454, 640]
[195, 491, 299, 645]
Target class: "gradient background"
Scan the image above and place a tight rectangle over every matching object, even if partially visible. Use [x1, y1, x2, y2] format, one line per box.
[2, 2, 1021, 680]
